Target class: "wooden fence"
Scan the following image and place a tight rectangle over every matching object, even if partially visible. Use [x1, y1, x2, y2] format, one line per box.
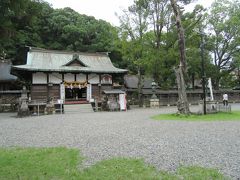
[126, 89, 240, 106]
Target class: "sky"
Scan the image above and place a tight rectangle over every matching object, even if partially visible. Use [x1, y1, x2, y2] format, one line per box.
[45, 0, 214, 26]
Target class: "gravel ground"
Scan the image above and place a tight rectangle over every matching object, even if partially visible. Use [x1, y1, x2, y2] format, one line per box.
[0, 105, 240, 179]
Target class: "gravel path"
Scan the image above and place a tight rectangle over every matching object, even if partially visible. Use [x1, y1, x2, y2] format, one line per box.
[0, 105, 240, 179]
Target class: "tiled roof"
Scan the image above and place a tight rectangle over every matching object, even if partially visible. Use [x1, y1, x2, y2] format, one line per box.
[0, 60, 17, 82]
[13, 47, 128, 74]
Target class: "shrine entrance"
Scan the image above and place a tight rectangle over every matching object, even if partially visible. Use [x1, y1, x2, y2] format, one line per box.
[64, 81, 88, 103]
[65, 87, 87, 101]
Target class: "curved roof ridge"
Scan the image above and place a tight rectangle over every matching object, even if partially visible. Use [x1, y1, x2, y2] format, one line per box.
[29, 47, 109, 56]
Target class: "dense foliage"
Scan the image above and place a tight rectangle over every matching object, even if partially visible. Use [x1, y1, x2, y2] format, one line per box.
[1, 0, 240, 89]
[0, 0, 119, 65]
[118, 0, 240, 89]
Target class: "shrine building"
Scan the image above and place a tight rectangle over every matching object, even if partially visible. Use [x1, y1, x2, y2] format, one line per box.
[12, 47, 127, 103]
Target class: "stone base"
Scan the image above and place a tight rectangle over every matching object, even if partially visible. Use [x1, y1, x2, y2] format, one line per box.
[18, 109, 30, 117]
[18, 100, 30, 117]
[198, 100, 218, 114]
[45, 103, 55, 115]
[150, 98, 159, 108]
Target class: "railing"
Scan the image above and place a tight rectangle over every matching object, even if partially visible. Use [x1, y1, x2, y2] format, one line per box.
[0, 90, 22, 112]
[217, 104, 231, 112]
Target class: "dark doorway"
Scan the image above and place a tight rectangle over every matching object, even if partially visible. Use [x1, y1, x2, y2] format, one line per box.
[65, 87, 87, 101]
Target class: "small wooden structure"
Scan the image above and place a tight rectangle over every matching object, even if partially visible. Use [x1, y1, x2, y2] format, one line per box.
[0, 59, 20, 112]
[101, 90, 126, 111]
[0, 59, 17, 91]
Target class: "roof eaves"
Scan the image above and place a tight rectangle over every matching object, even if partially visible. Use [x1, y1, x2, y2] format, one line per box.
[12, 66, 128, 74]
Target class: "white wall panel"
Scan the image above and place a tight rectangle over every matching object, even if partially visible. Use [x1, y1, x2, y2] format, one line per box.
[32, 72, 47, 84]
[64, 73, 74, 82]
[76, 73, 86, 82]
[49, 73, 62, 84]
[88, 73, 99, 84]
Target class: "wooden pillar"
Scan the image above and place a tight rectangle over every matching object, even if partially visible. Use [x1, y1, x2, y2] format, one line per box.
[86, 74, 89, 83]
[62, 73, 64, 82]
[46, 73, 50, 102]
[30, 72, 34, 100]
[99, 74, 102, 100]
[111, 74, 114, 86]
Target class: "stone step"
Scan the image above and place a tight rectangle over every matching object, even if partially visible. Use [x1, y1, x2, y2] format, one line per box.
[64, 100, 88, 105]
[64, 103, 93, 113]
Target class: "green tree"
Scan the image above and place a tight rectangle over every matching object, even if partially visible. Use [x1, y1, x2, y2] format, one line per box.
[118, 0, 149, 107]
[182, 5, 207, 89]
[0, 1, 120, 65]
[207, 0, 240, 89]
[43, 7, 116, 52]
[147, 0, 173, 85]
[0, 0, 50, 58]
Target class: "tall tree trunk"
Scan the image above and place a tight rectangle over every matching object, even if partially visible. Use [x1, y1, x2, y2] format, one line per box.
[175, 67, 190, 114]
[170, 0, 190, 114]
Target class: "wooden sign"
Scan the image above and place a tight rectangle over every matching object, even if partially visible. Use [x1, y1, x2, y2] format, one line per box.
[101, 74, 112, 84]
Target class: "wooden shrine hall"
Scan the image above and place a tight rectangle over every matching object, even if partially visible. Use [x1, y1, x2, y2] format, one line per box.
[12, 47, 128, 104]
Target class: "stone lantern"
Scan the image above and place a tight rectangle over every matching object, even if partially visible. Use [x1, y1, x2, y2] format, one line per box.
[150, 80, 159, 108]
[18, 86, 30, 117]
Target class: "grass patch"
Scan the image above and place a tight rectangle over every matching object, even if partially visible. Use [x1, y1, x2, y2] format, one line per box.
[0, 147, 82, 179]
[152, 111, 240, 121]
[176, 166, 227, 180]
[79, 159, 226, 180]
[0, 147, 227, 179]
[78, 158, 162, 179]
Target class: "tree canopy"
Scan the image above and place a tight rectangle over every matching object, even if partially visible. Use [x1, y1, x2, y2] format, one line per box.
[117, 0, 240, 90]
[0, 0, 119, 65]
[1, 0, 240, 91]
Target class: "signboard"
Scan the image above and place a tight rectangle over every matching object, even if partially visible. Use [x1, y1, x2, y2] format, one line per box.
[60, 83, 65, 100]
[119, 93, 127, 111]
[87, 84, 92, 101]
[57, 99, 64, 104]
